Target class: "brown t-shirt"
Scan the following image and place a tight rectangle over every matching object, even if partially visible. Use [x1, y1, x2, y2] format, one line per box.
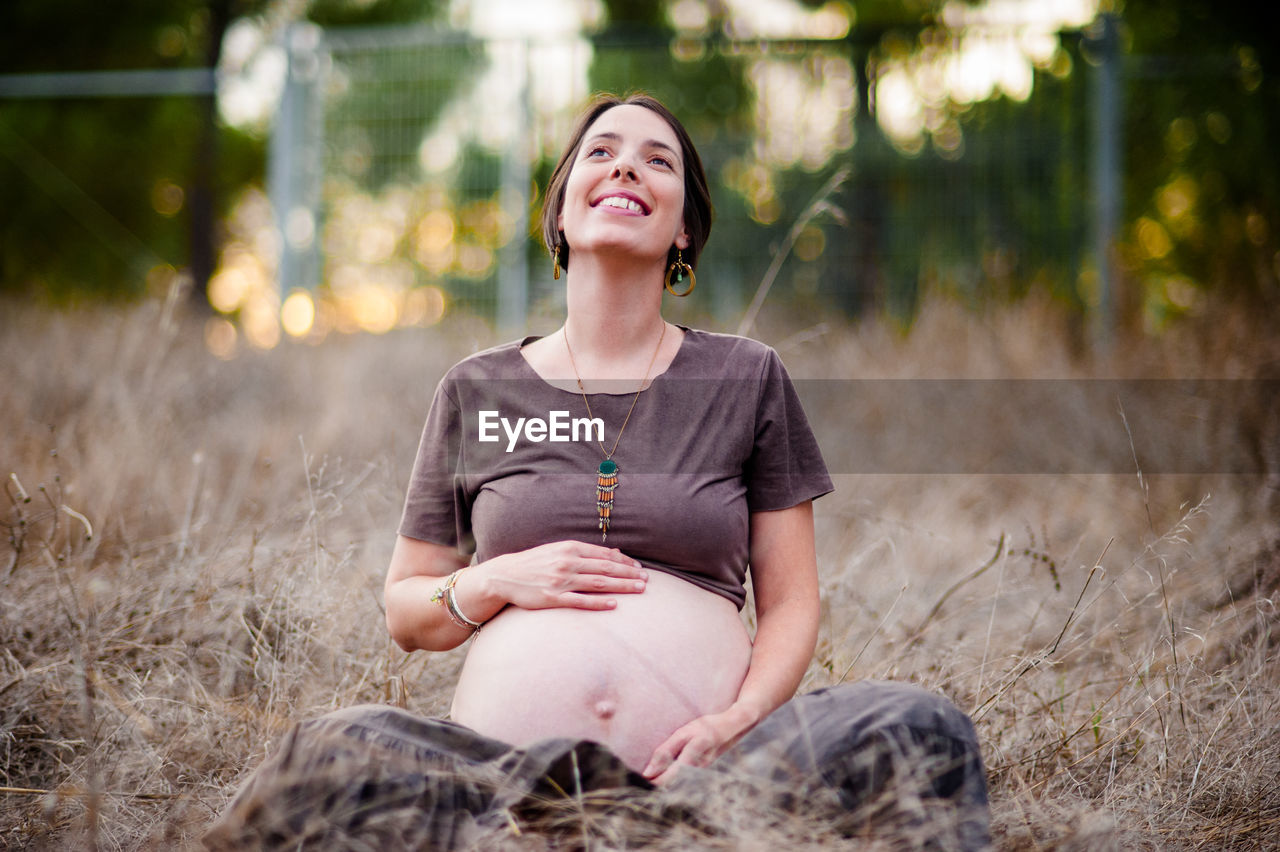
[398, 327, 832, 609]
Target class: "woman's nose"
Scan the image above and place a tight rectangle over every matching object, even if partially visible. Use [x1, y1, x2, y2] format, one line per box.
[611, 156, 637, 181]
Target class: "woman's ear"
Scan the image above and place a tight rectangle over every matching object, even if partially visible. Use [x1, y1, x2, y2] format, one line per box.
[675, 223, 690, 251]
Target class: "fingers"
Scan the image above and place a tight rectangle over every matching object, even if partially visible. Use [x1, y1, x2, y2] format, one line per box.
[642, 742, 680, 781]
[553, 571, 647, 610]
[651, 762, 685, 786]
[578, 572, 647, 595]
[562, 542, 648, 578]
[647, 745, 709, 786]
[558, 591, 623, 611]
[644, 716, 732, 784]
[642, 727, 697, 781]
[545, 542, 649, 593]
[651, 739, 716, 785]
[490, 541, 650, 610]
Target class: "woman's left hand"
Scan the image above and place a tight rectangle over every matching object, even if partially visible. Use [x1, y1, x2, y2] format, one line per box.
[641, 704, 759, 785]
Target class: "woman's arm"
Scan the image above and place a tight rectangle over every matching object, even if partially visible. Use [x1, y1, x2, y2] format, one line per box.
[724, 499, 821, 723]
[383, 536, 473, 652]
[642, 500, 820, 783]
[384, 535, 651, 652]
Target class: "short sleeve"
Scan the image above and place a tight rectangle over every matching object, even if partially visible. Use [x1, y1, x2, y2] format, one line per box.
[397, 377, 474, 553]
[744, 349, 834, 512]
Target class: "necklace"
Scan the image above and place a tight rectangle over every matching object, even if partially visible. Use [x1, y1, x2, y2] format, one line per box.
[563, 320, 667, 543]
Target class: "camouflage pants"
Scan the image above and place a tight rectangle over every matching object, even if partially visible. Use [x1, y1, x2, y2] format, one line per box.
[203, 680, 991, 851]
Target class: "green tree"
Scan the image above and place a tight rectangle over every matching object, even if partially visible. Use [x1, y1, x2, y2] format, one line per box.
[0, 0, 447, 304]
[1117, 0, 1278, 324]
[0, 1, 265, 302]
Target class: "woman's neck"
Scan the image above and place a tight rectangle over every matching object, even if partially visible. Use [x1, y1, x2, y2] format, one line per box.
[562, 253, 667, 369]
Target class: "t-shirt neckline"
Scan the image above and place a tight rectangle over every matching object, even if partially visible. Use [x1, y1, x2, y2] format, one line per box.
[515, 324, 694, 397]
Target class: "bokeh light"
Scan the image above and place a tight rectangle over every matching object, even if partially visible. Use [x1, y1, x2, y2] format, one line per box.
[403, 286, 447, 327]
[151, 179, 185, 217]
[205, 181, 460, 355]
[204, 316, 238, 360]
[1136, 217, 1173, 260]
[242, 293, 281, 350]
[719, 0, 851, 40]
[871, 0, 1098, 153]
[281, 289, 316, 338]
[208, 265, 250, 314]
[749, 54, 856, 171]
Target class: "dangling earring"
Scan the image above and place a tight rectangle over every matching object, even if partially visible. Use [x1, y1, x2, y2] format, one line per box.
[664, 249, 696, 297]
[552, 243, 562, 280]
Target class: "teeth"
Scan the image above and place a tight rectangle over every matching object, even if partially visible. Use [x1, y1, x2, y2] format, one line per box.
[600, 196, 644, 214]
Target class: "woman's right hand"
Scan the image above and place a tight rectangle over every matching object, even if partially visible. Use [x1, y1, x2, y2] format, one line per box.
[384, 536, 647, 652]
[474, 540, 648, 612]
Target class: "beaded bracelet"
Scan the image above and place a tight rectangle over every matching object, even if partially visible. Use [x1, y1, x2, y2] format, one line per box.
[430, 569, 484, 631]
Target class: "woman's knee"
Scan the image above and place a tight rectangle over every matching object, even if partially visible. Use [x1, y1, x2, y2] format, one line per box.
[728, 680, 987, 799]
[814, 680, 980, 747]
[720, 681, 992, 849]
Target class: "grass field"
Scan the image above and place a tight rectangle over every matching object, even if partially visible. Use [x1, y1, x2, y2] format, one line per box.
[2, 294, 1278, 850]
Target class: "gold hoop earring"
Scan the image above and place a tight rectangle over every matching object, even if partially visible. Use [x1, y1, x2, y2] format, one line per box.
[664, 249, 695, 297]
[552, 244, 562, 280]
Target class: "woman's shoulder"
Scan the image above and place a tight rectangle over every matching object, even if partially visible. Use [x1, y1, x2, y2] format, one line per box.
[677, 327, 782, 377]
[438, 338, 529, 384]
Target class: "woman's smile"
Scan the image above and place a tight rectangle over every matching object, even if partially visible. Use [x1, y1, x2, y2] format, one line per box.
[592, 191, 649, 215]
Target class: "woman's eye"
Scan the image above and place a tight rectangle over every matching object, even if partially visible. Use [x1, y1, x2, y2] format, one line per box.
[586, 147, 609, 158]
[649, 156, 672, 168]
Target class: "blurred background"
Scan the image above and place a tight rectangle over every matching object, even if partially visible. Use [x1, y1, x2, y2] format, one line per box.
[1, 0, 1275, 350]
[3, 5, 1279, 847]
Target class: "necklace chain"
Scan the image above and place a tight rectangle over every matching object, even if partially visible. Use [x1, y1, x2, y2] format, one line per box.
[563, 320, 667, 460]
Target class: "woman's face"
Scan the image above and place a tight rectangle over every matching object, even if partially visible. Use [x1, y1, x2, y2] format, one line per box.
[557, 104, 690, 266]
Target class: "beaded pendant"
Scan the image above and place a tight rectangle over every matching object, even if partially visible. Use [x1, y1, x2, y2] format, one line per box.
[596, 459, 618, 542]
[564, 321, 665, 545]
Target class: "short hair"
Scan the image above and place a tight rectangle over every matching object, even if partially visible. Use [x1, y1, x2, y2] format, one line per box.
[539, 92, 713, 275]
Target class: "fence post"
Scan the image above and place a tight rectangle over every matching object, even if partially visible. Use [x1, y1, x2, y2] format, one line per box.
[497, 38, 531, 335]
[1090, 13, 1121, 351]
[268, 22, 325, 296]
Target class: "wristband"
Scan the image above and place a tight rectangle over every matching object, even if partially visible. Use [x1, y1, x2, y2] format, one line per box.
[431, 569, 484, 631]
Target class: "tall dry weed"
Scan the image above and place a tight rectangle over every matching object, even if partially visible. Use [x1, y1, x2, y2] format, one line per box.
[2, 294, 1277, 850]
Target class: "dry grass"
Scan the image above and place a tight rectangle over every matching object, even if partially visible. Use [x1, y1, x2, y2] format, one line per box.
[2, 293, 1278, 850]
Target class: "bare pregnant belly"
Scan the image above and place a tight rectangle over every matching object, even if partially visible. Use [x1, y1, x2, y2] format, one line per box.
[449, 570, 752, 771]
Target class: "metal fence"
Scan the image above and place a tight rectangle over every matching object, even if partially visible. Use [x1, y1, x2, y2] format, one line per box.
[0, 18, 1124, 337]
[268, 19, 1120, 335]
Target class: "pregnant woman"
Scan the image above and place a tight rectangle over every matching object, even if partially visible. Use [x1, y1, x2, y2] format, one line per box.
[205, 93, 991, 851]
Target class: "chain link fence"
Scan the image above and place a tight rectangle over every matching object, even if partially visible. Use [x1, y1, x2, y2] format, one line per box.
[268, 22, 1118, 337]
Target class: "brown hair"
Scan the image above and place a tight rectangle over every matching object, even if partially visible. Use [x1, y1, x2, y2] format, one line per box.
[539, 92, 713, 275]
